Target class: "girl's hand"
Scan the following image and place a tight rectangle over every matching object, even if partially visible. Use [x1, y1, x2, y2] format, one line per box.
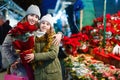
[24, 53, 34, 63]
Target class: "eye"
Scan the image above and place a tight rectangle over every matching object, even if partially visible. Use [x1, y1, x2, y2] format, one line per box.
[42, 22, 45, 24]
[29, 14, 39, 19]
[29, 14, 34, 16]
[47, 23, 50, 26]
[35, 15, 39, 19]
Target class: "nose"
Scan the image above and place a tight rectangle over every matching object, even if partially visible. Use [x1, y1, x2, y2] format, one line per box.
[32, 16, 36, 20]
[42, 23, 47, 27]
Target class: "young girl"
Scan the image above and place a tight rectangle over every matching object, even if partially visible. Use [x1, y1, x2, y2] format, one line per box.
[25, 14, 63, 80]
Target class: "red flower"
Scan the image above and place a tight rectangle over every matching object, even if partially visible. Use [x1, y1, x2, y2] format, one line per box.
[62, 35, 81, 56]
[117, 11, 120, 17]
[81, 33, 89, 41]
[94, 17, 103, 23]
[106, 26, 116, 34]
[13, 36, 34, 52]
[62, 36, 69, 44]
[9, 22, 37, 36]
[106, 14, 111, 20]
[102, 72, 111, 77]
[70, 33, 80, 38]
[13, 36, 35, 63]
[97, 24, 104, 30]
[82, 25, 93, 34]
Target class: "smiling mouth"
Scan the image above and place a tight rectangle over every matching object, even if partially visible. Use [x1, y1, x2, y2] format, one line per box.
[30, 22, 35, 25]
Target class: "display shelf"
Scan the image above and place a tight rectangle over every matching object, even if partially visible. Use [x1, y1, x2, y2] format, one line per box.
[64, 54, 120, 80]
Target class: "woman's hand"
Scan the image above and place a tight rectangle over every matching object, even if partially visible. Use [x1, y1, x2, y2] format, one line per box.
[11, 61, 19, 69]
[52, 32, 63, 46]
[24, 53, 34, 63]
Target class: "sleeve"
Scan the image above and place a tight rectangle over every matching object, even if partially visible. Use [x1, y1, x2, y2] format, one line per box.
[1, 34, 19, 65]
[34, 44, 59, 61]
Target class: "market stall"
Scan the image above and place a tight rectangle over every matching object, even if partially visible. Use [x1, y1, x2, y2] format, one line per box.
[64, 54, 120, 80]
[61, 11, 120, 80]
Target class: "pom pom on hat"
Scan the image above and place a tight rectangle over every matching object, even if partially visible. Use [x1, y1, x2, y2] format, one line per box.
[40, 14, 54, 27]
[26, 4, 41, 18]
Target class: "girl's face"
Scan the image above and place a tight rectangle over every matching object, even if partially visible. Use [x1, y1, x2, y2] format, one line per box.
[27, 14, 39, 25]
[40, 21, 51, 32]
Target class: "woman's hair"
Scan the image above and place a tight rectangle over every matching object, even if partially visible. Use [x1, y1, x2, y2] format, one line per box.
[20, 16, 28, 23]
[19, 15, 38, 27]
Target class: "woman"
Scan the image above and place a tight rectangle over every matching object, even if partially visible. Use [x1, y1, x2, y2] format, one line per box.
[2, 4, 63, 80]
[2, 4, 40, 80]
[25, 14, 62, 80]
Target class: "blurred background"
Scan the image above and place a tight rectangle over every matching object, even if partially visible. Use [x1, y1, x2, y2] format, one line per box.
[0, 0, 120, 35]
[1, 0, 120, 80]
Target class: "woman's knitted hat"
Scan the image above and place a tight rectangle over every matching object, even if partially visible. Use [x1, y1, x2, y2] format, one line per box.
[40, 14, 54, 27]
[26, 4, 41, 18]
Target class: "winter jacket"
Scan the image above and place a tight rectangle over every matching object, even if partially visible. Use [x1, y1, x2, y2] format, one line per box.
[0, 20, 11, 68]
[2, 34, 27, 77]
[33, 40, 62, 80]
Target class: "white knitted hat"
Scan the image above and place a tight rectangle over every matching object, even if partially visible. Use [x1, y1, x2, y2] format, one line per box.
[26, 4, 41, 18]
[40, 14, 54, 27]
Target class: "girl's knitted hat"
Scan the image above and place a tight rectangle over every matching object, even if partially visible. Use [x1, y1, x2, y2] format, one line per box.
[40, 14, 54, 27]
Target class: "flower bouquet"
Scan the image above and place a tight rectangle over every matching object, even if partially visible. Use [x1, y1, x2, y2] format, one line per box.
[9, 21, 37, 63]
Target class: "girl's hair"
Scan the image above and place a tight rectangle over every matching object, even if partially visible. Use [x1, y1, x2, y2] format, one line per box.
[47, 26, 55, 34]
[35, 22, 55, 52]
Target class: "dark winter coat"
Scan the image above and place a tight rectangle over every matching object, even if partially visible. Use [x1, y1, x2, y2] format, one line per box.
[0, 20, 11, 45]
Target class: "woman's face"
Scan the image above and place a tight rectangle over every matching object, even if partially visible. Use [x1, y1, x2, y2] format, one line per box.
[40, 21, 51, 32]
[27, 14, 39, 25]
